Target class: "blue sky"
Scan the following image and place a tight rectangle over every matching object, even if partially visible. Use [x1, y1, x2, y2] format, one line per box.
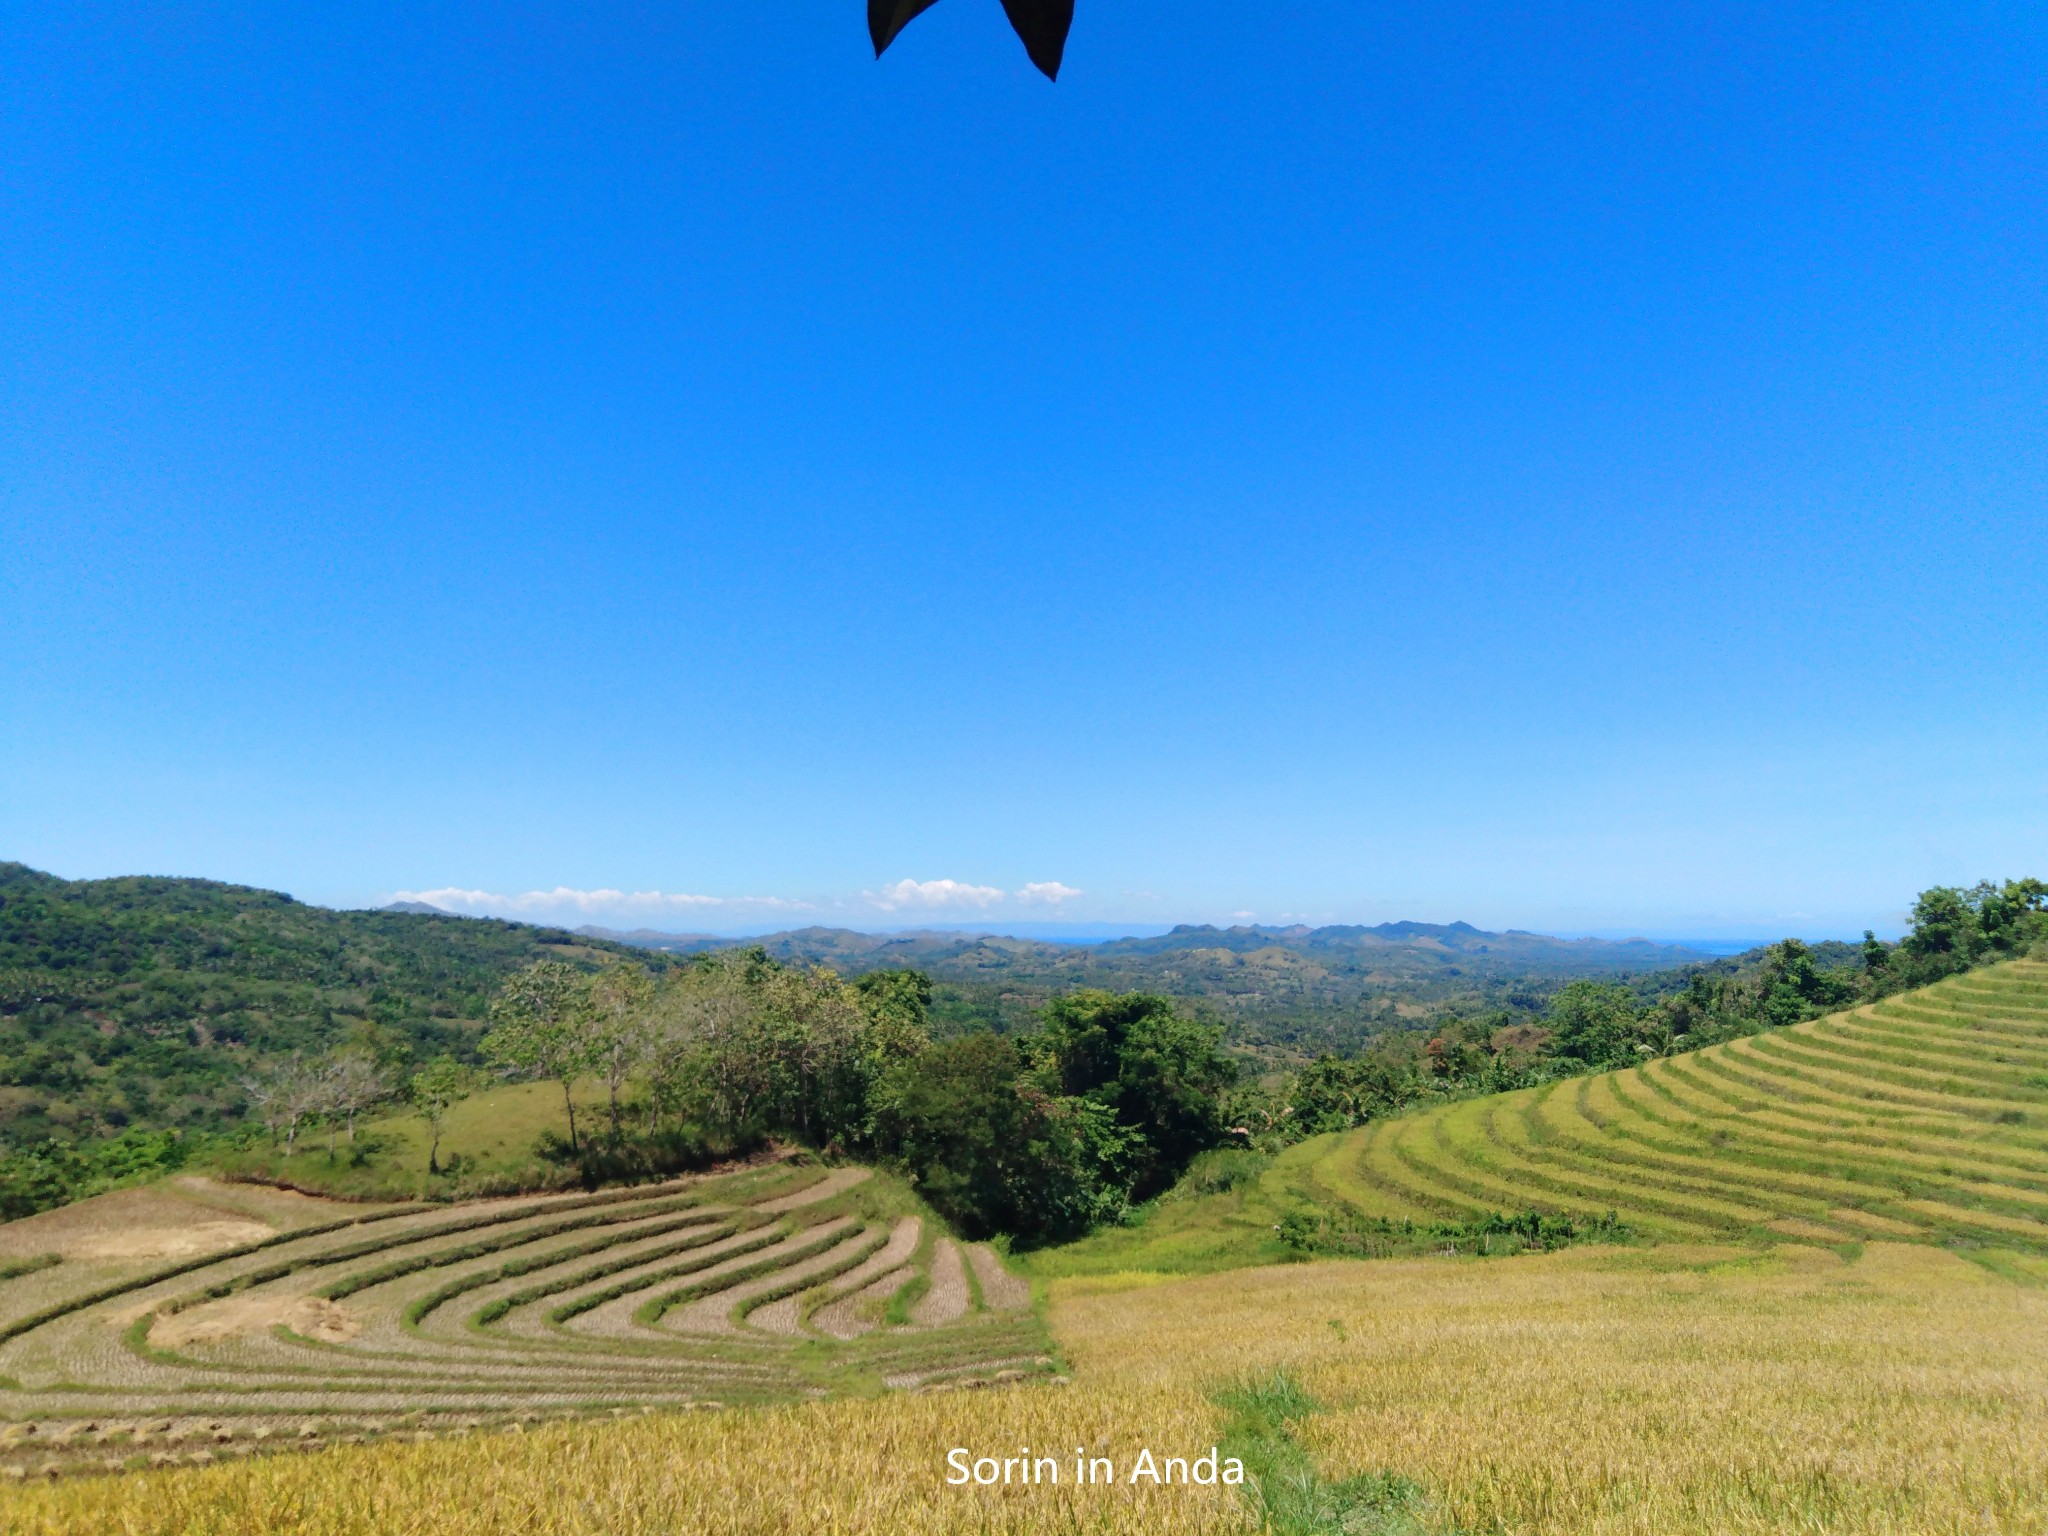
[3, 2, 2044, 941]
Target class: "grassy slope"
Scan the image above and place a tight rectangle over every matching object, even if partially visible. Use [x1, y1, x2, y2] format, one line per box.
[207, 1079, 612, 1201]
[1031, 956, 2048, 1279]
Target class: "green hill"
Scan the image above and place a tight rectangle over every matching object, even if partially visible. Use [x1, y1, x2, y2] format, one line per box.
[1033, 956, 2048, 1277]
[0, 863, 665, 1145]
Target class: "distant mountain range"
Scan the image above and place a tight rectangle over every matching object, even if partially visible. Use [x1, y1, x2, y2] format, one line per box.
[578, 918, 1712, 970]
[575, 919, 1723, 1044]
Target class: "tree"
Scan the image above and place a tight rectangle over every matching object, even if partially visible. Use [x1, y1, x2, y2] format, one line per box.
[585, 963, 657, 1144]
[1899, 886, 1981, 976]
[1751, 938, 1856, 1030]
[1546, 981, 1647, 1069]
[409, 1058, 472, 1175]
[1976, 878, 2048, 956]
[760, 965, 873, 1146]
[325, 1050, 394, 1146]
[649, 951, 786, 1136]
[870, 0, 1074, 81]
[1290, 1055, 1366, 1134]
[1034, 990, 1236, 1199]
[239, 1065, 289, 1149]
[1290, 1046, 1427, 1135]
[484, 961, 598, 1154]
[239, 1055, 326, 1157]
[854, 968, 933, 1033]
[1889, 879, 2048, 988]
[872, 1032, 1130, 1243]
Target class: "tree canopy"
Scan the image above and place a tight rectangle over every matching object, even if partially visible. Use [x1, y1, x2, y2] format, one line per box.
[467, 956, 1234, 1246]
[1035, 989, 1236, 1199]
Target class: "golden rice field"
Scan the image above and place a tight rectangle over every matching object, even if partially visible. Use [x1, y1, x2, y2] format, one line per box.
[6, 1237, 2046, 1534]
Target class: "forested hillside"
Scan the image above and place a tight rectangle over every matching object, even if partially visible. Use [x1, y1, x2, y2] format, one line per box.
[0, 864, 663, 1145]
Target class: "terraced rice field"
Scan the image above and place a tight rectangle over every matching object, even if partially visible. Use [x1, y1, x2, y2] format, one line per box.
[13, 1238, 2048, 1535]
[1308, 956, 2048, 1250]
[0, 1159, 1048, 1480]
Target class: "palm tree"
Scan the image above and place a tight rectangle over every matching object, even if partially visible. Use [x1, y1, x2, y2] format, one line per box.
[869, 0, 1074, 81]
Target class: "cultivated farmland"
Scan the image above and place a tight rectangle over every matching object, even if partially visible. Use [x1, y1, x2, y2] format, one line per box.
[6, 962, 2048, 1534]
[0, 1158, 1048, 1481]
[1040, 955, 2048, 1284]
[1307, 955, 2048, 1248]
[9, 1236, 2047, 1535]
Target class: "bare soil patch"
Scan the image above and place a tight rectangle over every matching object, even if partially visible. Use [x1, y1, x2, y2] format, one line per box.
[0, 1176, 392, 1266]
[0, 1187, 280, 1264]
[746, 1295, 803, 1335]
[169, 1176, 379, 1223]
[150, 1294, 359, 1349]
[75, 1220, 277, 1263]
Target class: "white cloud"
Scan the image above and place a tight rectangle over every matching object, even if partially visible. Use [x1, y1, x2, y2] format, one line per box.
[1016, 881, 1084, 906]
[395, 877, 1077, 923]
[391, 887, 810, 918]
[864, 878, 1006, 912]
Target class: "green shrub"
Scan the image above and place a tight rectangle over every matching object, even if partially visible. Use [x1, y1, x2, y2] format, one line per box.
[1162, 1148, 1270, 1201]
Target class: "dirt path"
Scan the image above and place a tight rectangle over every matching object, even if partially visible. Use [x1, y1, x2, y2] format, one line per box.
[964, 1244, 1030, 1310]
[909, 1239, 967, 1327]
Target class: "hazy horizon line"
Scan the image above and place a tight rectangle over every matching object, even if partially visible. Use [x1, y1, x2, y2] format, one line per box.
[377, 902, 1863, 952]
